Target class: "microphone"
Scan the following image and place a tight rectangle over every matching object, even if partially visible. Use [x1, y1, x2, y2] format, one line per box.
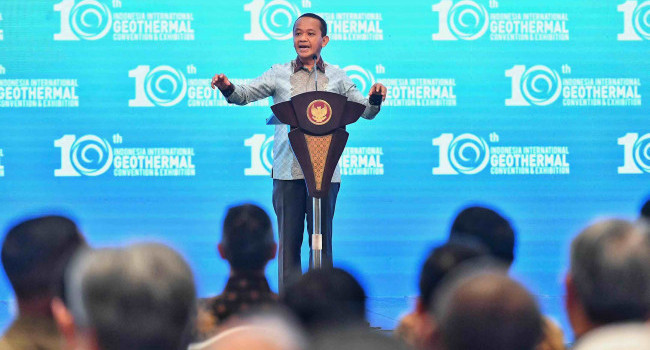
[312, 54, 318, 91]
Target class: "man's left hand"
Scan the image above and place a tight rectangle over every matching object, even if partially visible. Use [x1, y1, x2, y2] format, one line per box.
[369, 83, 387, 102]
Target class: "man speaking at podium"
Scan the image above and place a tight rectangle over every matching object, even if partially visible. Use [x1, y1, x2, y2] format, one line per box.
[211, 13, 386, 292]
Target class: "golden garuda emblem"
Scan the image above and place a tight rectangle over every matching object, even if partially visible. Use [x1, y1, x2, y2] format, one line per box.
[306, 99, 332, 126]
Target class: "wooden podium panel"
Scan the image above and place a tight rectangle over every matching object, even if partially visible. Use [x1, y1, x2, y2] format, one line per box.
[272, 91, 363, 198]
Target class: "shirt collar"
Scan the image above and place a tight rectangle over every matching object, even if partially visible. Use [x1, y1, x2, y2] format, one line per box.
[293, 56, 326, 73]
[224, 271, 271, 291]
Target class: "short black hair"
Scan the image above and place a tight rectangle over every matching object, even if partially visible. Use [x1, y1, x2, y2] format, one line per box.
[419, 242, 488, 307]
[2, 215, 85, 300]
[449, 206, 515, 265]
[283, 268, 366, 331]
[294, 13, 327, 37]
[221, 204, 275, 271]
[641, 197, 650, 220]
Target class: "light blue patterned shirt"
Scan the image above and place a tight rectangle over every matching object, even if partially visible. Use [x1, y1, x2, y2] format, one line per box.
[226, 58, 380, 182]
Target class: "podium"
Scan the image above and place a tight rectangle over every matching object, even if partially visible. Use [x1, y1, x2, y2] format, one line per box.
[270, 91, 366, 269]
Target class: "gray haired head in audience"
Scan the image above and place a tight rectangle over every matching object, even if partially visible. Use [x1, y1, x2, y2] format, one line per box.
[431, 266, 544, 350]
[312, 328, 409, 350]
[188, 313, 306, 350]
[61, 243, 197, 350]
[566, 219, 650, 339]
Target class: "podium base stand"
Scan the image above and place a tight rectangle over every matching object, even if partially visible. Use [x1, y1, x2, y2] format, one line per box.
[310, 197, 323, 269]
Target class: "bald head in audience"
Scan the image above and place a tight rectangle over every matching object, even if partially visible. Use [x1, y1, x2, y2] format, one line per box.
[432, 269, 544, 350]
[565, 219, 650, 340]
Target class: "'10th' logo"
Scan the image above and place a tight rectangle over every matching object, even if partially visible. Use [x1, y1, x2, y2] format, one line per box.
[245, 0, 310, 40]
[54, 134, 114, 176]
[433, 133, 491, 175]
[505, 65, 564, 106]
[343, 65, 376, 96]
[54, 0, 114, 41]
[129, 65, 189, 107]
[432, 0, 492, 40]
[618, 1, 650, 41]
[245, 134, 274, 176]
[618, 133, 650, 174]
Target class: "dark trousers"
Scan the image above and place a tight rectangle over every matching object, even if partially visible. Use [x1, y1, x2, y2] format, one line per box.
[272, 179, 340, 293]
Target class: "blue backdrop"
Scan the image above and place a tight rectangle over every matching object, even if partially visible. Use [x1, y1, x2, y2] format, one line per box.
[1, 0, 649, 340]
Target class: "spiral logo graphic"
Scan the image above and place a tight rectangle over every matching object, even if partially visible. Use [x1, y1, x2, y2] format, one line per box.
[448, 1, 489, 40]
[144, 66, 187, 107]
[521, 65, 562, 106]
[70, 135, 113, 176]
[261, 136, 274, 173]
[449, 134, 489, 174]
[633, 2, 650, 39]
[261, 0, 301, 40]
[633, 133, 650, 172]
[70, 0, 112, 40]
[343, 65, 376, 96]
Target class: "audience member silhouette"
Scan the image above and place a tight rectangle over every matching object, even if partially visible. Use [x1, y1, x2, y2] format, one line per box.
[640, 197, 650, 222]
[565, 219, 650, 348]
[312, 328, 409, 350]
[448, 205, 516, 267]
[394, 242, 487, 349]
[52, 243, 196, 350]
[0, 215, 86, 350]
[282, 267, 366, 335]
[431, 268, 544, 350]
[196, 204, 279, 340]
[447, 205, 565, 350]
[188, 313, 306, 350]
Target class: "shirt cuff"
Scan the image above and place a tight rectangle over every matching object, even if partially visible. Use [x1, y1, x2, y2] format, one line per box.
[369, 94, 383, 106]
[219, 84, 235, 98]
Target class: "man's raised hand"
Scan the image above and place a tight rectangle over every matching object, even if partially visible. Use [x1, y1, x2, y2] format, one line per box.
[211, 73, 232, 90]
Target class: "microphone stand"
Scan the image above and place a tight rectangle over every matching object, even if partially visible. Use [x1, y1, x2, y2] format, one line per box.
[310, 54, 323, 270]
